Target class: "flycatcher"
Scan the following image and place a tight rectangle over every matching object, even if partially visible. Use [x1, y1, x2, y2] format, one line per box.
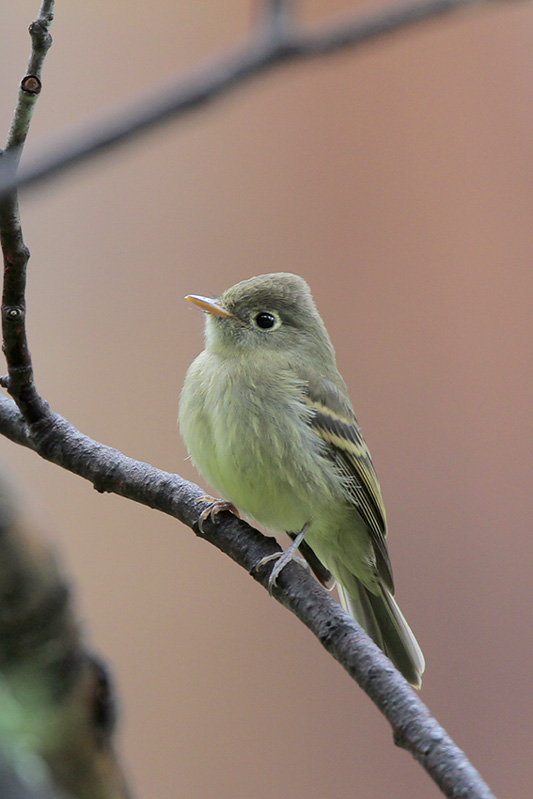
[179, 273, 424, 687]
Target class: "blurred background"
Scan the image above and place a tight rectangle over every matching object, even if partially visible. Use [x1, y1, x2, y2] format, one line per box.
[1, 1, 532, 796]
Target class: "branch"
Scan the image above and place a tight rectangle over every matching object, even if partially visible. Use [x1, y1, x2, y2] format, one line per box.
[0, 397, 496, 799]
[0, 0, 515, 198]
[259, 0, 294, 40]
[0, 0, 53, 422]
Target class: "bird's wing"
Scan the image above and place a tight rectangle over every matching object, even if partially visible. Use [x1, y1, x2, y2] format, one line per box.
[302, 376, 394, 592]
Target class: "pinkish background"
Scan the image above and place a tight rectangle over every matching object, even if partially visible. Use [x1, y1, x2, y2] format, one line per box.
[1, 1, 532, 797]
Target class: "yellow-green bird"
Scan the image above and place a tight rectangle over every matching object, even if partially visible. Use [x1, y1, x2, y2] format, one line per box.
[179, 273, 425, 687]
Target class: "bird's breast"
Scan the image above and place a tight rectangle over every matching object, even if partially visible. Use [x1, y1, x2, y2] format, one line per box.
[179, 352, 343, 532]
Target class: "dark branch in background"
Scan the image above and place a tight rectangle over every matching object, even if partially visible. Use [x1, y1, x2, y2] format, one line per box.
[0, 0, 517, 199]
[259, 0, 294, 39]
[0, 0, 513, 796]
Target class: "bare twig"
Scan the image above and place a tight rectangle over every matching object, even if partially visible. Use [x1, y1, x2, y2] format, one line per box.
[0, 0, 54, 422]
[0, 396, 496, 799]
[0, 0, 513, 199]
[5, 1, 54, 156]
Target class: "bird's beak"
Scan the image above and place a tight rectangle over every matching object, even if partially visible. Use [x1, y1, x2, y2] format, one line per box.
[185, 294, 234, 319]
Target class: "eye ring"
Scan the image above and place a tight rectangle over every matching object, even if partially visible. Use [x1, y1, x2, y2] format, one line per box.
[252, 311, 281, 331]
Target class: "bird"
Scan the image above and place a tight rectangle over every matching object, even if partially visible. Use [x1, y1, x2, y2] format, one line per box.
[179, 272, 425, 687]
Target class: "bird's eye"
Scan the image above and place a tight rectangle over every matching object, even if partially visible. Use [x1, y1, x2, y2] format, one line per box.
[253, 312, 279, 330]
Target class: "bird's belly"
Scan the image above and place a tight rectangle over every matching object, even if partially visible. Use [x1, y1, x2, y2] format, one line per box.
[196, 419, 322, 532]
[180, 364, 341, 533]
[211, 456, 312, 532]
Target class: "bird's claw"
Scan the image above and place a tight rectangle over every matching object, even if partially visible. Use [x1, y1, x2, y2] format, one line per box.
[254, 523, 310, 594]
[256, 549, 308, 594]
[195, 496, 239, 533]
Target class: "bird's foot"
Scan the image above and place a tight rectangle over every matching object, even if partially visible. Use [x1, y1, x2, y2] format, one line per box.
[255, 523, 310, 594]
[195, 496, 240, 533]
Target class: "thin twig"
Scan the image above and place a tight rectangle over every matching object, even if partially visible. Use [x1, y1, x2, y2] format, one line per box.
[0, 0, 54, 421]
[6, 0, 54, 155]
[0, 397, 497, 799]
[0, 0, 511, 199]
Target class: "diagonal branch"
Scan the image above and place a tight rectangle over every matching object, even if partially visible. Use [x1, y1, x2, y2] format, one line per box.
[0, 396, 496, 799]
[0, 0, 517, 199]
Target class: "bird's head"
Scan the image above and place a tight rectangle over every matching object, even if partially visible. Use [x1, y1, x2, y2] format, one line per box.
[186, 273, 336, 367]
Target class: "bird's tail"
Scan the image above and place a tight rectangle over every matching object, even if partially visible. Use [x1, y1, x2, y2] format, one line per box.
[337, 572, 425, 688]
